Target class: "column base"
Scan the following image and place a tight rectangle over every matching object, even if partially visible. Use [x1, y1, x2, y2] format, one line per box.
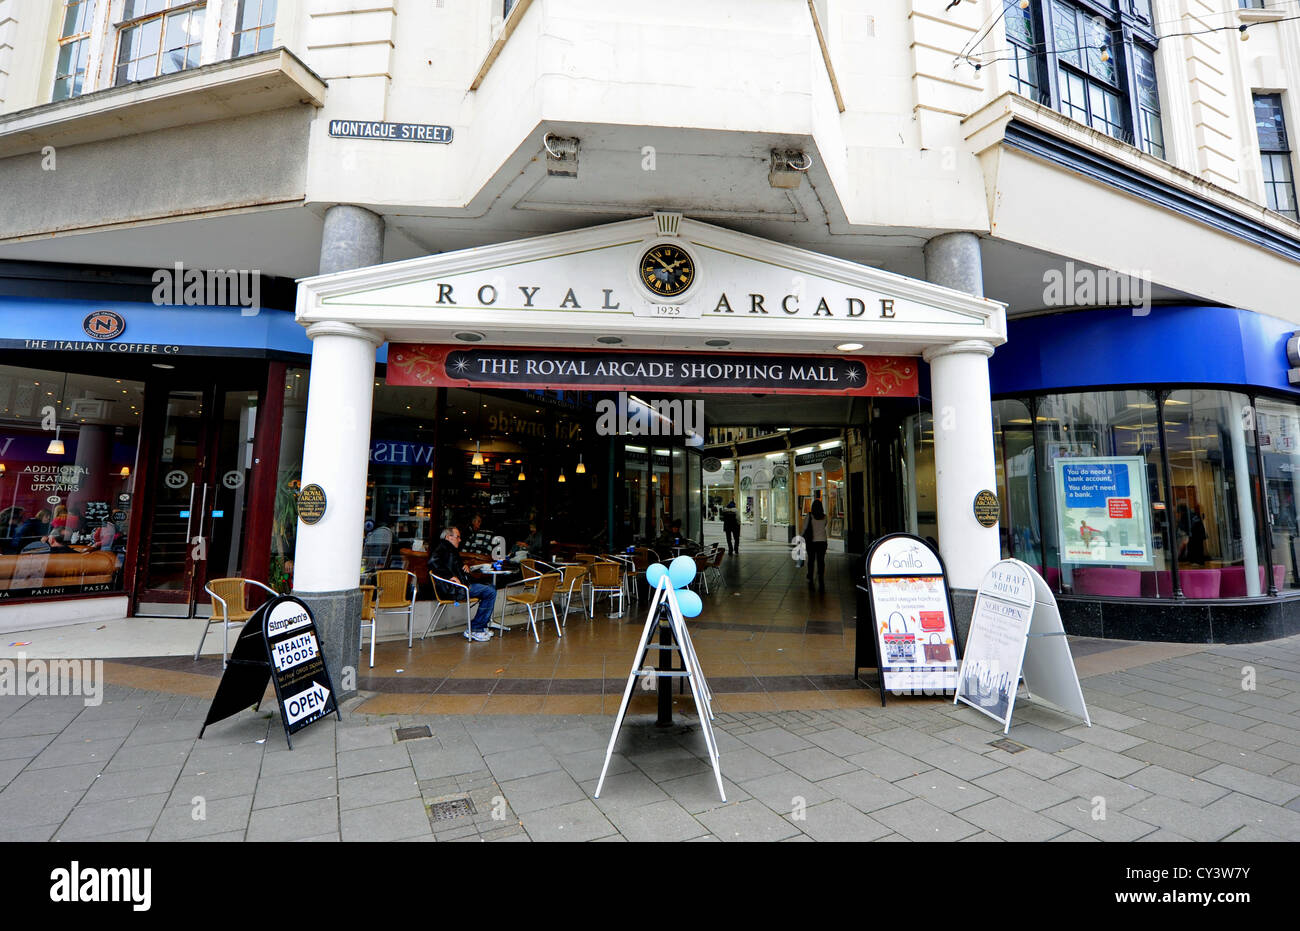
[949, 588, 977, 645]
[293, 588, 363, 701]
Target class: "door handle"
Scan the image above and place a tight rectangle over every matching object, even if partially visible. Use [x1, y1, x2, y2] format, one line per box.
[182, 481, 197, 545]
[196, 482, 209, 548]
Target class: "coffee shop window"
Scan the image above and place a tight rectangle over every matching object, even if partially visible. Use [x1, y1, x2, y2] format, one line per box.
[0, 365, 143, 599]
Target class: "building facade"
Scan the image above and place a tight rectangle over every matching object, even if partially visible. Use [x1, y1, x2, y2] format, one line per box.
[1, 0, 1299, 659]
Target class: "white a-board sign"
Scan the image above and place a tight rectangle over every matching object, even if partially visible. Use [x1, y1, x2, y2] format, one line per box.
[861, 534, 961, 704]
[955, 559, 1091, 734]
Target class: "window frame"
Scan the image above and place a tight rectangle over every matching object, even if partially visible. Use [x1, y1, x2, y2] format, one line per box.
[1009, 0, 1165, 159]
[52, 0, 99, 101]
[1253, 93, 1299, 222]
[232, 0, 277, 58]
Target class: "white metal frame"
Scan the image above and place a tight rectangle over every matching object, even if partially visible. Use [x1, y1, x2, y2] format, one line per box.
[199, 577, 276, 667]
[424, 573, 481, 639]
[374, 570, 418, 648]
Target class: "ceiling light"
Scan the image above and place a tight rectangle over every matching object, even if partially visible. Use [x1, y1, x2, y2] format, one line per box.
[818, 440, 842, 450]
[558, 470, 566, 483]
[152, 363, 175, 370]
[705, 339, 730, 347]
[471, 441, 484, 466]
[597, 336, 623, 345]
[769, 149, 812, 189]
[576, 453, 586, 474]
[454, 331, 485, 342]
[836, 342, 864, 352]
[796, 447, 814, 454]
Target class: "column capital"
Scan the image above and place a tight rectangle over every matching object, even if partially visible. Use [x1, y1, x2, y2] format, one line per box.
[922, 339, 995, 364]
[305, 320, 384, 346]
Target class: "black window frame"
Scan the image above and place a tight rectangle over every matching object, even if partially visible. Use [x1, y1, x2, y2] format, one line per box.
[1007, 0, 1165, 159]
[1254, 93, 1299, 221]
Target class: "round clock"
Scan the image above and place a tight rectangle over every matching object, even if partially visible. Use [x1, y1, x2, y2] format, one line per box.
[638, 243, 695, 298]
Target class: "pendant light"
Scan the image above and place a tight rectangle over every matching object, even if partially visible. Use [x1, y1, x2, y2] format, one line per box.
[575, 453, 586, 474]
[558, 469, 566, 484]
[517, 462, 526, 481]
[473, 468, 482, 480]
[427, 468, 434, 479]
[471, 441, 484, 467]
[46, 425, 65, 456]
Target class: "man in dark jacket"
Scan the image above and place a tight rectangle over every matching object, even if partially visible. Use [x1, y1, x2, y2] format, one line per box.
[430, 526, 497, 641]
[721, 500, 740, 554]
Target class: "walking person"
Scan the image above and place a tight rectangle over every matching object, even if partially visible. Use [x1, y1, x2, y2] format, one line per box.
[721, 499, 740, 555]
[802, 500, 828, 590]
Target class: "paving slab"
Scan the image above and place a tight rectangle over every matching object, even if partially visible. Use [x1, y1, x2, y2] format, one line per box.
[871, 798, 980, 842]
[697, 799, 802, 842]
[500, 769, 587, 815]
[1039, 798, 1157, 842]
[605, 799, 707, 842]
[796, 799, 890, 842]
[151, 795, 253, 841]
[740, 769, 833, 813]
[338, 769, 423, 811]
[55, 792, 170, 840]
[247, 797, 342, 842]
[339, 797, 432, 842]
[1121, 796, 1249, 842]
[958, 797, 1070, 842]
[772, 746, 857, 782]
[895, 769, 995, 813]
[520, 799, 617, 842]
[971, 768, 1076, 811]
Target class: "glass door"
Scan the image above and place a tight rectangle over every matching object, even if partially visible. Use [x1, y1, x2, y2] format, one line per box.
[135, 387, 259, 617]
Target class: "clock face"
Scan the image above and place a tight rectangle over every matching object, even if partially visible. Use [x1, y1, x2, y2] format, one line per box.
[639, 243, 695, 298]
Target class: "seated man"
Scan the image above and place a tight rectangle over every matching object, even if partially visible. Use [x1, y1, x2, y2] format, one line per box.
[654, 519, 698, 557]
[430, 526, 497, 642]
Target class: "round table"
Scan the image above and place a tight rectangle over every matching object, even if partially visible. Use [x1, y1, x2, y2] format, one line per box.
[471, 565, 516, 633]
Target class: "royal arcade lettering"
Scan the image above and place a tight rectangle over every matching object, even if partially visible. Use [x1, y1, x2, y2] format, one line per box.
[425, 281, 898, 319]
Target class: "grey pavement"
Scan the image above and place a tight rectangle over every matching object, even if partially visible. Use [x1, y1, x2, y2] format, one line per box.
[1, 636, 1299, 841]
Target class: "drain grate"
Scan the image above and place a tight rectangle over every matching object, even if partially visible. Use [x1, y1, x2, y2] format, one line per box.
[395, 725, 433, 741]
[989, 737, 1027, 754]
[429, 797, 476, 821]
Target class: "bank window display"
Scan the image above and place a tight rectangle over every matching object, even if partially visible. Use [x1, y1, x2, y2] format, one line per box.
[1164, 389, 1267, 597]
[0, 365, 142, 600]
[1034, 390, 1168, 597]
[1257, 397, 1300, 590]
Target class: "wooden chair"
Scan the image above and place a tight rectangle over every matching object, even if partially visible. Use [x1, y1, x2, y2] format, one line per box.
[374, 569, 418, 648]
[506, 572, 562, 643]
[424, 573, 481, 639]
[199, 577, 276, 667]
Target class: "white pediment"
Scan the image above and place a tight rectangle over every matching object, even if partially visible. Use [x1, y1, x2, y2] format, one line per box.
[297, 215, 1006, 353]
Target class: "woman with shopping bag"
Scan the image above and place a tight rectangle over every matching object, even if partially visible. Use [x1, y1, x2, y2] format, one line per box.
[802, 499, 828, 589]
[790, 534, 807, 568]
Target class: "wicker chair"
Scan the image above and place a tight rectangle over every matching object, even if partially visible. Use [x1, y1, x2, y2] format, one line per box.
[423, 573, 481, 639]
[374, 570, 418, 648]
[199, 577, 276, 667]
[558, 564, 588, 625]
[588, 560, 625, 618]
[506, 572, 562, 643]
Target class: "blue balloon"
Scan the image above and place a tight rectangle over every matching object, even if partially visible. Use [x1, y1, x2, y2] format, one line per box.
[668, 555, 696, 589]
[645, 563, 668, 589]
[675, 589, 703, 618]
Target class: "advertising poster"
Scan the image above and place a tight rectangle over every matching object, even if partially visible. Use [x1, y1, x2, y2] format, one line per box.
[865, 535, 959, 695]
[1053, 456, 1153, 566]
[956, 561, 1034, 728]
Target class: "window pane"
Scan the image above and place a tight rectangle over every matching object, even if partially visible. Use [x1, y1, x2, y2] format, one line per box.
[53, 75, 72, 101]
[1257, 398, 1300, 590]
[1083, 15, 1116, 83]
[993, 400, 1042, 566]
[1255, 94, 1287, 150]
[1132, 46, 1160, 111]
[1052, 1, 1081, 67]
[1006, 1, 1034, 45]
[1165, 390, 1266, 597]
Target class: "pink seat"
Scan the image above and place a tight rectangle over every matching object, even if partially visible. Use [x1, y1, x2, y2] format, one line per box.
[1029, 565, 1063, 592]
[1139, 571, 1173, 598]
[1179, 568, 1221, 599]
[1219, 566, 1248, 598]
[1071, 567, 1142, 597]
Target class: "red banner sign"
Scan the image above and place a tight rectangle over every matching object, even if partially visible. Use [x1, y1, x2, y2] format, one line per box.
[387, 345, 918, 397]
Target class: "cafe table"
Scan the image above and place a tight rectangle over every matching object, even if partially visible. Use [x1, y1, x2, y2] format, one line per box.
[471, 563, 517, 634]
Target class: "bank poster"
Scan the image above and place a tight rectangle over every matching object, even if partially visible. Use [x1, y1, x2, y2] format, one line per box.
[955, 561, 1034, 729]
[866, 535, 959, 695]
[1053, 456, 1153, 566]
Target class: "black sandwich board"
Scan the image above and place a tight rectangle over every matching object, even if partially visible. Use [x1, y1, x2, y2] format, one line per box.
[199, 594, 341, 748]
[856, 533, 964, 706]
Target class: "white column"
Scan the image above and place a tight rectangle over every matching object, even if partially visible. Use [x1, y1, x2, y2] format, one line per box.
[293, 321, 383, 591]
[922, 340, 1002, 589]
[1228, 401, 1262, 595]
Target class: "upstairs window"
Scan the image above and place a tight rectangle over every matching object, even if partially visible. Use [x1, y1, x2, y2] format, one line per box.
[233, 0, 277, 57]
[53, 0, 97, 100]
[1254, 94, 1298, 221]
[1003, 0, 1164, 159]
[114, 0, 206, 86]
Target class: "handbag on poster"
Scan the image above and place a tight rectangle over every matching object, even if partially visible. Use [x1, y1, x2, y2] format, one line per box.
[882, 612, 917, 664]
[923, 633, 952, 663]
[918, 610, 946, 632]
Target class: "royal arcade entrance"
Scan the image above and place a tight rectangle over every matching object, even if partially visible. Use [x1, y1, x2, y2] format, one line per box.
[292, 212, 1006, 697]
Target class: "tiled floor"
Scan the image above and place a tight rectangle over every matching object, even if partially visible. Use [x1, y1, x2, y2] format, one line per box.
[27, 547, 1190, 714]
